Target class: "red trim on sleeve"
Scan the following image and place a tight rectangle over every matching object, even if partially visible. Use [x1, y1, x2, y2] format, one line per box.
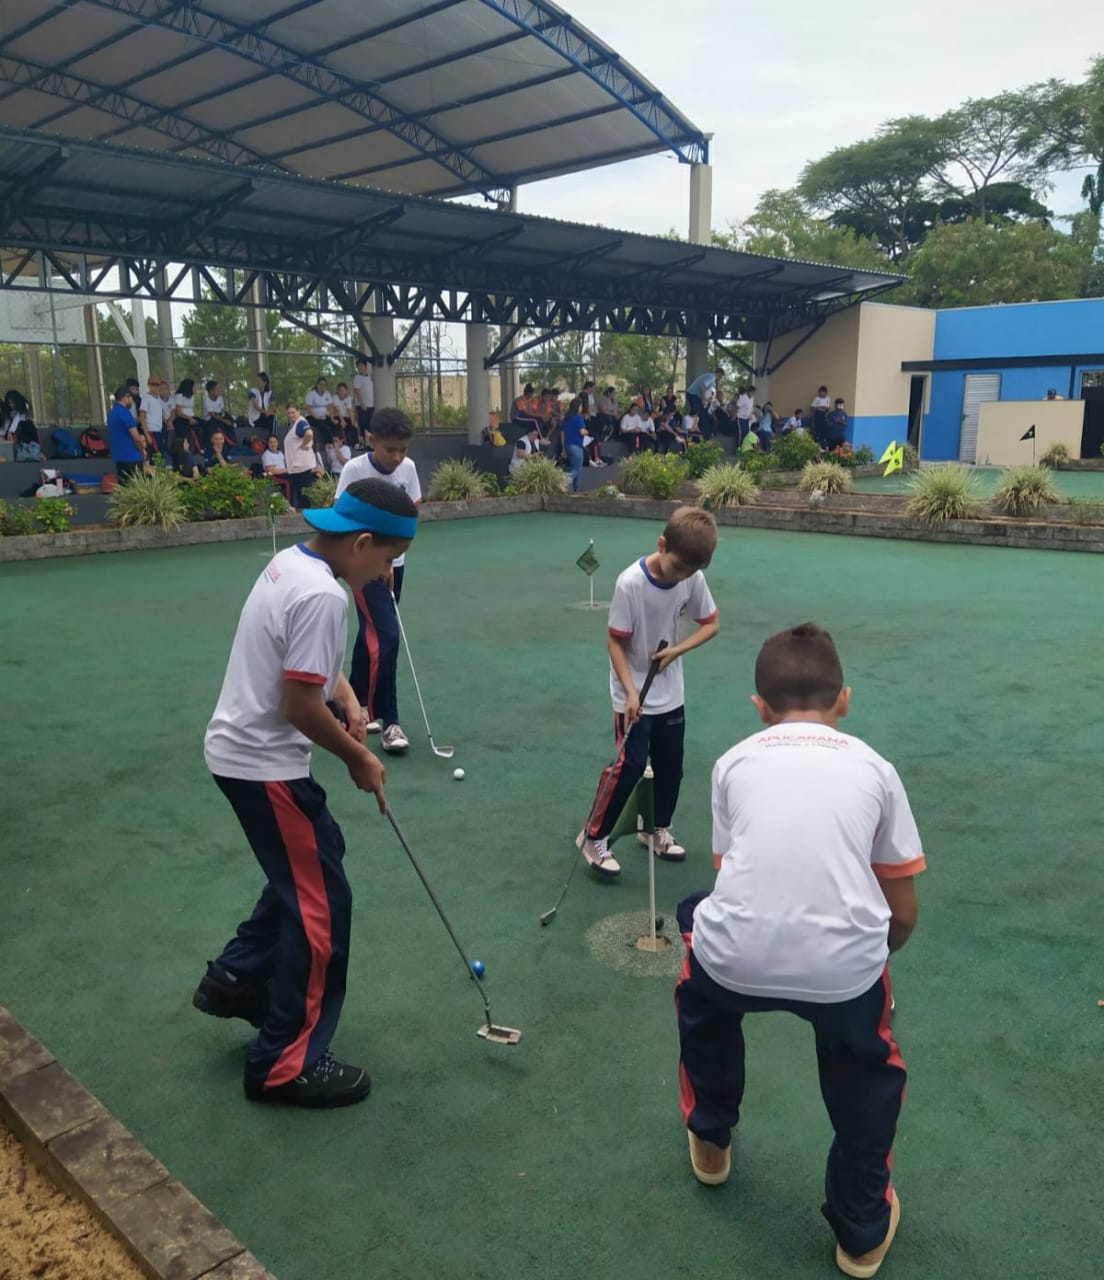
[283, 669, 327, 686]
[608, 627, 633, 639]
[695, 609, 719, 625]
[873, 853, 926, 879]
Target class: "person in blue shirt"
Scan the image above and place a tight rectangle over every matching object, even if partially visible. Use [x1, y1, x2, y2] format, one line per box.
[107, 385, 148, 480]
[825, 398, 850, 450]
[561, 396, 587, 492]
[686, 368, 722, 419]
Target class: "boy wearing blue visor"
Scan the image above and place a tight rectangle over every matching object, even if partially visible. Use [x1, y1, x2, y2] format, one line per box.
[194, 477, 417, 1109]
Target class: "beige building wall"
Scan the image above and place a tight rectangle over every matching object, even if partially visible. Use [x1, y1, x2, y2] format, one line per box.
[767, 306, 861, 419]
[854, 304, 936, 416]
[975, 401, 1083, 466]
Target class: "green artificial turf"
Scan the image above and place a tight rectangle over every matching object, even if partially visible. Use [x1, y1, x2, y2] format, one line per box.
[1, 513, 1100, 1279]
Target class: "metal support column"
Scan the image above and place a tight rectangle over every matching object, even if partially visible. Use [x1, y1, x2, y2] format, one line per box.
[686, 161, 713, 390]
[466, 323, 489, 444]
[368, 316, 397, 408]
[497, 186, 518, 420]
[130, 298, 150, 385]
[248, 279, 268, 372]
[83, 304, 106, 424]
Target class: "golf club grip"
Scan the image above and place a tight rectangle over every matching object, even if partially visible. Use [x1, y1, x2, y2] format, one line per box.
[638, 639, 669, 707]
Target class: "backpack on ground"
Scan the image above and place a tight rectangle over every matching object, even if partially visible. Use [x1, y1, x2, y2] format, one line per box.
[15, 441, 42, 462]
[51, 427, 82, 459]
[79, 427, 108, 457]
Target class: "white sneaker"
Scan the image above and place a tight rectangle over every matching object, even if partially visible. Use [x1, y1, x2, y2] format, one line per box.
[381, 723, 409, 753]
[360, 709, 382, 734]
[639, 827, 686, 861]
[576, 830, 621, 878]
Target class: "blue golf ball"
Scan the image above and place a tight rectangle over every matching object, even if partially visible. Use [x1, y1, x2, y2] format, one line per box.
[470, 960, 485, 979]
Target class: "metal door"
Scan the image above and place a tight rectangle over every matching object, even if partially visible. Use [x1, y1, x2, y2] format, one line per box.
[959, 374, 1001, 463]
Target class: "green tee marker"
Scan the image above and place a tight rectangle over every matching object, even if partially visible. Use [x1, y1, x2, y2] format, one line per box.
[576, 542, 600, 576]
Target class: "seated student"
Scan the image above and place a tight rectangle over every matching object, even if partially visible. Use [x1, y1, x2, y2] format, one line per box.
[205, 429, 237, 470]
[682, 412, 704, 444]
[332, 382, 354, 442]
[260, 434, 286, 477]
[579, 421, 604, 466]
[676, 622, 922, 1277]
[203, 380, 236, 443]
[511, 383, 542, 432]
[248, 371, 275, 438]
[594, 386, 620, 441]
[170, 435, 206, 481]
[3, 390, 41, 461]
[508, 436, 529, 478]
[619, 401, 652, 450]
[328, 435, 352, 475]
[657, 411, 687, 454]
[173, 379, 200, 447]
[515, 424, 547, 462]
[783, 409, 806, 435]
[305, 377, 336, 447]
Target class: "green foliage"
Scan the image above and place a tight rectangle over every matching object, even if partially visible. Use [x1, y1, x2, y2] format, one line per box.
[481, 471, 501, 496]
[179, 466, 265, 521]
[263, 486, 291, 517]
[906, 466, 984, 523]
[1039, 442, 1071, 468]
[895, 218, 1094, 308]
[619, 451, 688, 500]
[992, 465, 1059, 516]
[302, 473, 338, 509]
[32, 498, 73, 533]
[902, 443, 920, 468]
[738, 450, 779, 483]
[427, 458, 488, 502]
[799, 461, 854, 494]
[683, 439, 726, 479]
[829, 443, 876, 467]
[694, 464, 759, 508]
[1064, 497, 1104, 525]
[0, 500, 38, 536]
[597, 332, 683, 394]
[720, 188, 889, 270]
[511, 455, 570, 495]
[107, 469, 187, 529]
[422, 400, 468, 429]
[772, 432, 823, 472]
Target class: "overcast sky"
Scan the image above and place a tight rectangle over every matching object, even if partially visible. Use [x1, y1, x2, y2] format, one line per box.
[513, 0, 1104, 238]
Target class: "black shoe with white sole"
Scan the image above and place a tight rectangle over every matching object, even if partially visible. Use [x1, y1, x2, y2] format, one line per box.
[244, 1052, 372, 1109]
[192, 961, 269, 1028]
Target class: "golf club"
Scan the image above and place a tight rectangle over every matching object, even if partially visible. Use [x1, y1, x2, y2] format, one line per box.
[391, 591, 455, 759]
[387, 805, 522, 1046]
[540, 640, 669, 926]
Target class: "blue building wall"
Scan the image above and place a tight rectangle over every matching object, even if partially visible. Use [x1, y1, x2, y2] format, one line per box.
[923, 299, 1104, 460]
[851, 414, 907, 456]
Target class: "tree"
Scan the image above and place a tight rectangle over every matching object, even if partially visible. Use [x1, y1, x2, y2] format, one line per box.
[894, 218, 1093, 309]
[597, 331, 684, 394]
[1079, 56, 1104, 215]
[720, 188, 890, 270]
[932, 82, 1081, 220]
[798, 116, 952, 259]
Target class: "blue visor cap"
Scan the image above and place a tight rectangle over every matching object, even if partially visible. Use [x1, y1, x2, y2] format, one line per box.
[303, 491, 418, 539]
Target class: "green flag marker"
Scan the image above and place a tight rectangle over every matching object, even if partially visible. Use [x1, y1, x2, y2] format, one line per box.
[607, 774, 655, 846]
[576, 542, 599, 576]
[1020, 424, 1036, 441]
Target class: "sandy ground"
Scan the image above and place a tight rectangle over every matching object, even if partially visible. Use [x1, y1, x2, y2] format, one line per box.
[0, 1121, 145, 1280]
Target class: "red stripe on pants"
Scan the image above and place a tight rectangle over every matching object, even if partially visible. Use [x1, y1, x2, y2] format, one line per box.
[355, 586, 380, 720]
[586, 712, 627, 836]
[875, 967, 904, 1201]
[675, 935, 696, 1124]
[264, 781, 333, 1088]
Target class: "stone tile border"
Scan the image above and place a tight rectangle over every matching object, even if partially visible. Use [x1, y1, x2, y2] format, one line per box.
[0, 1007, 276, 1280]
[4, 486, 1104, 562]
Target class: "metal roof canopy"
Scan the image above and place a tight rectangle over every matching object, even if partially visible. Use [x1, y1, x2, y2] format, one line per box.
[0, 0, 709, 203]
[0, 128, 905, 365]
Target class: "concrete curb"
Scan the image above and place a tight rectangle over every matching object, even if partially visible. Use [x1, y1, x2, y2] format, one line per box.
[0, 1007, 275, 1280]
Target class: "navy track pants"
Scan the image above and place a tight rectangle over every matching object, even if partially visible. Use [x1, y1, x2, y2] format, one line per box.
[585, 706, 684, 839]
[350, 564, 404, 726]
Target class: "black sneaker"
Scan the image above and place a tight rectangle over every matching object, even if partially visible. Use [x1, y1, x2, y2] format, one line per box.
[244, 1052, 372, 1109]
[192, 961, 269, 1028]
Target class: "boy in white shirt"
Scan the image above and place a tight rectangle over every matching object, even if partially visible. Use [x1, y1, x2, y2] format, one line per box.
[353, 355, 375, 446]
[193, 476, 417, 1109]
[334, 408, 422, 755]
[676, 623, 924, 1277]
[578, 507, 719, 876]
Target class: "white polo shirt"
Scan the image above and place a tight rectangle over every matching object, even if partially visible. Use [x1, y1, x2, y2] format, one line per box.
[693, 722, 925, 1003]
[138, 393, 162, 435]
[204, 395, 227, 418]
[336, 451, 421, 568]
[607, 559, 717, 716]
[284, 421, 318, 474]
[306, 389, 332, 421]
[204, 544, 348, 781]
[248, 387, 272, 426]
[353, 372, 374, 410]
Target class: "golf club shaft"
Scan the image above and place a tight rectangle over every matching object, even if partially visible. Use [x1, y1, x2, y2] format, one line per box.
[386, 806, 492, 1020]
[540, 640, 669, 924]
[391, 592, 450, 754]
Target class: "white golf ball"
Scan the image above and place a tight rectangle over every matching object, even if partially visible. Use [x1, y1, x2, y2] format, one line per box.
[453, 767, 465, 781]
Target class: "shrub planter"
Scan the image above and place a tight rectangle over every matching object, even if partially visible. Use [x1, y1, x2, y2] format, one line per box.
[418, 494, 542, 521]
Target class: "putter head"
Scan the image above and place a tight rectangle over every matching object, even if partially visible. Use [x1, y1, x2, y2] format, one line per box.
[432, 744, 456, 759]
[539, 909, 556, 926]
[478, 1022, 522, 1046]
